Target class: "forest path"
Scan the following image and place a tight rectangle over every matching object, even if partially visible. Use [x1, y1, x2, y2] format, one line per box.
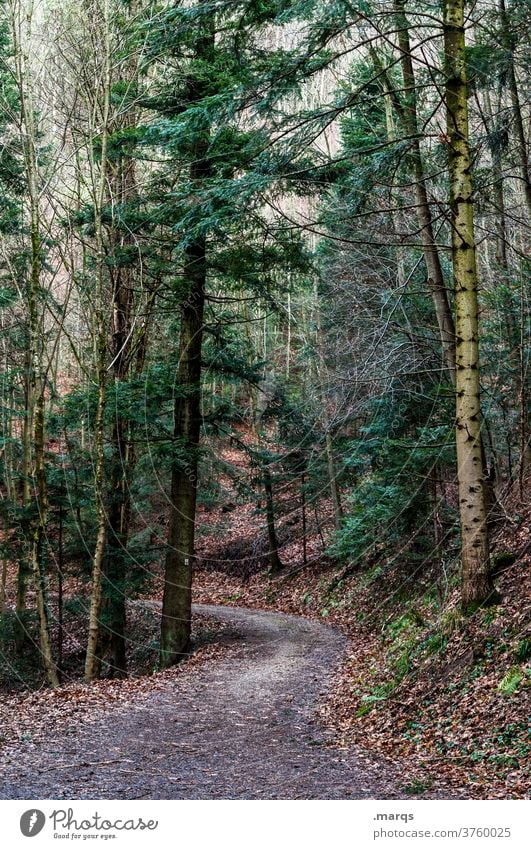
[0, 604, 449, 799]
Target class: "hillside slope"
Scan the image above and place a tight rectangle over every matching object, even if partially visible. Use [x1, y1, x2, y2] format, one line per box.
[192, 463, 530, 800]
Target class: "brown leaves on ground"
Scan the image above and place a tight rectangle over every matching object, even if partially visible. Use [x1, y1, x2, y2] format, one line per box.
[1, 434, 528, 800]
[191, 451, 530, 800]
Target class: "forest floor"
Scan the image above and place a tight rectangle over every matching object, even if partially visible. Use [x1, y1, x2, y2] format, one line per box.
[187, 441, 530, 800]
[0, 440, 528, 800]
[0, 604, 457, 800]
[191, 563, 529, 800]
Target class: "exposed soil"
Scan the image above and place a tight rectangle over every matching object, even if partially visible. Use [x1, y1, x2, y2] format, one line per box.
[0, 604, 458, 800]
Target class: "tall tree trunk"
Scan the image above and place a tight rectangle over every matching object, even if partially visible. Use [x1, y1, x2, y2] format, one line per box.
[495, 0, 531, 482]
[11, 1, 59, 685]
[32, 370, 59, 686]
[101, 317, 134, 677]
[99, 413, 131, 677]
[384, 9, 497, 510]
[392, 1, 456, 383]
[159, 19, 214, 668]
[518, 285, 531, 490]
[486, 86, 509, 271]
[285, 289, 291, 379]
[498, 0, 531, 217]
[444, 0, 495, 611]
[28, 151, 58, 687]
[313, 277, 343, 527]
[84, 369, 107, 681]
[57, 504, 64, 680]
[100, 304, 150, 676]
[15, 344, 32, 649]
[159, 233, 207, 666]
[98, 54, 140, 676]
[85, 0, 112, 681]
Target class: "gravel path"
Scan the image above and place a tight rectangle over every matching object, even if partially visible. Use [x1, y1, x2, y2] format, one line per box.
[0, 604, 453, 799]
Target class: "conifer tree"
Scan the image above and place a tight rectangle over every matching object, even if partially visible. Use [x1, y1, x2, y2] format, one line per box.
[443, 0, 495, 609]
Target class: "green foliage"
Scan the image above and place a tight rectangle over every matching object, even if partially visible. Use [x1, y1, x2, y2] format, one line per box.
[356, 680, 396, 716]
[498, 667, 525, 696]
[329, 388, 454, 567]
[0, 286, 18, 308]
[330, 480, 410, 565]
[422, 633, 448, 656]
[514, 639, 531, 664]
[402, 778, 434, 796]
[465, 45, 508, 91]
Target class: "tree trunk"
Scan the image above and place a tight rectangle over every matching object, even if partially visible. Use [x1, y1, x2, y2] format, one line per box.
[15, 346, 32, 650]
[99, 414, 131, 678]
[263, 463, 283, 575]
[32, 377, 59, 686]
[444, 0, 495, 611]
[313, 277, 343, 528]
[11, 1, 59, 685]
[159, 20, 214, 668]
[498, 0, 531, 217]
[301, 471, 307, 565]
[84, 373, 107, 680]
[159, 235, 207, 665]
[57, 505, 64, 681]
[0, 518, 7, 615]
[85, 0, 112, 681]
[325, 431, 343, 527]
[98, 92, 140, 678]
[389, 5, 497, 513]
[393, 1, 456, 383]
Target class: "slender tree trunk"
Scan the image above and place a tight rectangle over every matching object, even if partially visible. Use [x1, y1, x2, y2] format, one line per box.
[101, 418, 131, 676]
[0, 519, 7, 615]
[85, 0, 112, 681]
[496, 0, 531, 483]
[15, 345, 32, 647]
[444, 0, 495, 611]
[57, 504, 64, 681]
[518, 283, 530, 491]
[498, 0, 531, 217]
[392, 2, 456, 382]
[285, 289, 291, 379]
[382, 68, 408, 290]
[301, 471, 307, 566]
[263, 463, 283, 575]
[11, 1, 59, 685]
[325, 431, 343, 527]
[31, 364, 59, 686]
[490, 119, 508, 270]
[243, 300, 258, 432]
[28, 200, 57, 686]
[100, 312, 150, 675]
[387, 9, 497, 512]
[84, 371, 107, 680]
[313, 278, 343, 527]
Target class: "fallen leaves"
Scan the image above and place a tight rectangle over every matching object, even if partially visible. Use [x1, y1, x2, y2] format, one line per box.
[190, 448, 531, 800]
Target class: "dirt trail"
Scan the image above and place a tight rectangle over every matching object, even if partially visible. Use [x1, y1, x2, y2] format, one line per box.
[0, 604, 455, 799]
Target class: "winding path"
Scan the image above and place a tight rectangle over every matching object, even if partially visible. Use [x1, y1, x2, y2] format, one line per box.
[0, 605, 448, 799]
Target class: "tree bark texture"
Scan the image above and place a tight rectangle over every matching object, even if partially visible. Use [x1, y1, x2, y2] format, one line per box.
[444, 0, 495, 610]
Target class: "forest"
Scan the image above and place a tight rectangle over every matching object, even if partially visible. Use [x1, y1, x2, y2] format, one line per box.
[0, 0, 529, 800]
